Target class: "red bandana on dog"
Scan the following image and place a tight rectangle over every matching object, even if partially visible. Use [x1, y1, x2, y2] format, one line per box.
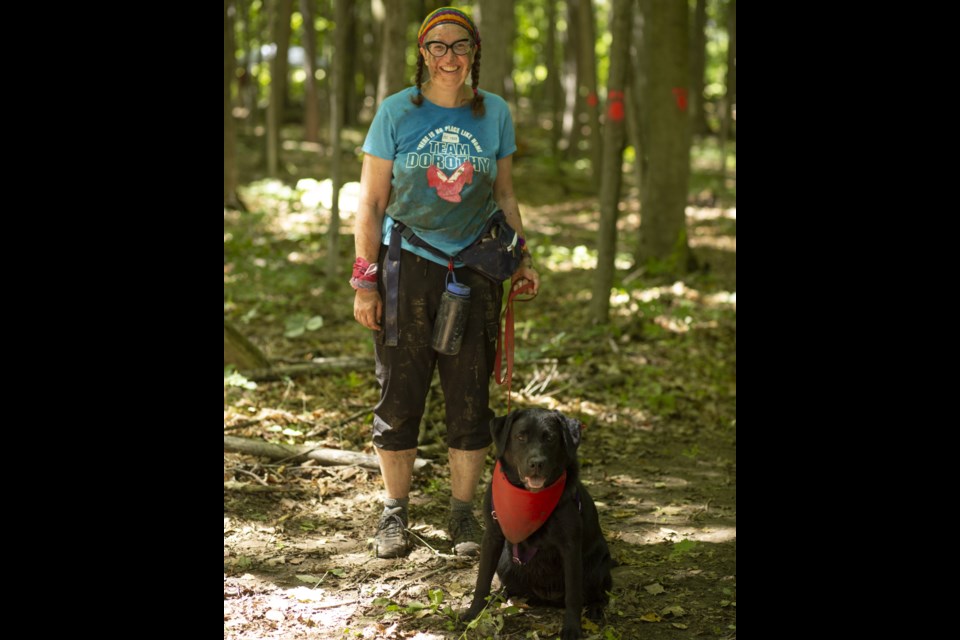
[491, 460, 567, 544]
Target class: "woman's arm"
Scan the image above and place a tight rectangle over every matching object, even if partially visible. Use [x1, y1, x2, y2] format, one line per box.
[494, 155, 540, 295]
[353, 154, 394, 330]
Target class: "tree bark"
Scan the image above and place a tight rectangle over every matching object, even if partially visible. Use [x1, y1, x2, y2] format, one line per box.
[591, 0, 633, 324]
[266, 0, 292, 177]
[689, 0, 710, 136]
[636, 0, 691, 272]
[224, 435, 432, 473]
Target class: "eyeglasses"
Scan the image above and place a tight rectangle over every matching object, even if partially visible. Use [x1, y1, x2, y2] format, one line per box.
[423, 39, 473, 57]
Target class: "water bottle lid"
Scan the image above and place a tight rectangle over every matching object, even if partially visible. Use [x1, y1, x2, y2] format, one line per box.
[447, 281, 471, 297]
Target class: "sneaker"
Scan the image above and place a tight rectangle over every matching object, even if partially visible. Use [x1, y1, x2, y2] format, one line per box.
[375, 506, 410, 558]
[449, 510, 483, 557]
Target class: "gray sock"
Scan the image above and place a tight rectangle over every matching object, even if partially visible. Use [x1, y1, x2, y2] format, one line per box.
[384, 497, 409, 512]
[450, 497, 473, 514]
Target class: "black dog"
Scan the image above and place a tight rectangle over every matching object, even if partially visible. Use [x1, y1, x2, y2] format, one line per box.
[465, 408, 612, 640]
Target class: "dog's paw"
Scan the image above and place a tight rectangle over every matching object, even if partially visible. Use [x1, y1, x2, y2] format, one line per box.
[560, 626, 583, 640]
[460, 603, 484, 623]
[585, 604, 605, 621]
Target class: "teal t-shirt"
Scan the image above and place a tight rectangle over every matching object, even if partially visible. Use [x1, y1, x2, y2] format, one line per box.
[362, 86, 517, 265]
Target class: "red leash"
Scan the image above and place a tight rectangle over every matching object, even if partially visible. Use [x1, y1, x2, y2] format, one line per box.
[495, 279, 536, 412]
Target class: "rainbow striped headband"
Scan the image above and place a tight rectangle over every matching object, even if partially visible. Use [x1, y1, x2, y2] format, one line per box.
[417, 7, 481, 47]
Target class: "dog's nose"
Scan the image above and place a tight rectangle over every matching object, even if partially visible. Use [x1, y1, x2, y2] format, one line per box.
[527, 457, 546, 475]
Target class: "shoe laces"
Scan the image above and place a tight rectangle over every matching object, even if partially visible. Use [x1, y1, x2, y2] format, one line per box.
[378, 506, 408, 541]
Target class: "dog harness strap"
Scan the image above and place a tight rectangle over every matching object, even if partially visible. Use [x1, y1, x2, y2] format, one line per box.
[490, 460, 567, 544]
[512, 542, 538, 565]
[384, 226, 403, 346]
[495, 280, 536, 411]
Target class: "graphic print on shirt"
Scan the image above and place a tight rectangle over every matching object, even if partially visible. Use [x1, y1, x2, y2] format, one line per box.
[405, 125, 492, 203]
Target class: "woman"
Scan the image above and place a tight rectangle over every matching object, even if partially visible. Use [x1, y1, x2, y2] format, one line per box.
[351, 7, 540, 558]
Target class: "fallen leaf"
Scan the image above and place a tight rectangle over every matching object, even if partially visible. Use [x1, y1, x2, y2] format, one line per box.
[660, 605, 686, 618]
[672, 622, 689, 629]
[296, 574, 322, 583]
[640, 612, 662, 623]
[644, 583, 665, 595]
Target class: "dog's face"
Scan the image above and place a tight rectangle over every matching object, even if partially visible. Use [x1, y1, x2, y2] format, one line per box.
[490, 408, 582, 491]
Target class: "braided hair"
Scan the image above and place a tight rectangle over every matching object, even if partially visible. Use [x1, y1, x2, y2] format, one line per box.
[410, 7, 485, 117]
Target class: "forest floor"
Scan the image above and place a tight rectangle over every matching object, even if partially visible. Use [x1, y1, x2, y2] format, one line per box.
[224, 147, 736, 640]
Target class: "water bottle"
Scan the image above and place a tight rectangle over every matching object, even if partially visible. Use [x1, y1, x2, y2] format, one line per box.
[432, 275, 471, 355]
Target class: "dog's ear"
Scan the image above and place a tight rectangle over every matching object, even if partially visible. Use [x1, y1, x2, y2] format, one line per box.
[558, 412, 582, 457]
[490, 411, 516, 457]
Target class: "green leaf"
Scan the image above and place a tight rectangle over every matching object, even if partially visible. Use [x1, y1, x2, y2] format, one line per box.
[306, 315, 324, 330]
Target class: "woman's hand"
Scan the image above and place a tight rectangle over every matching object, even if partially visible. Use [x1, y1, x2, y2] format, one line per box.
[510, 264, 540, 298]
[354, 289, 383, 330]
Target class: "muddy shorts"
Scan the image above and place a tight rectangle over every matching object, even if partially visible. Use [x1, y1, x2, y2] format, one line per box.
[372, 245, 503, 451]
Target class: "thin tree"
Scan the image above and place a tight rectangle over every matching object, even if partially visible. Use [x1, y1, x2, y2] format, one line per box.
[225, 0, 240, 208]
[328, 0, 349, 279]
[266, 0, 293, 177]
[575, 0, 602, 181]
[689, 0, 710, 136]
[559, 0, 580, 156]
[376, 0, 408, 107]
[719, 0, 736, 179]
[478, 1, 515, 102]
[591, 0, 633, 323]
[545, 0, 564, 159]
[301, 0, 320, 143]
[635, 0, 691, 272]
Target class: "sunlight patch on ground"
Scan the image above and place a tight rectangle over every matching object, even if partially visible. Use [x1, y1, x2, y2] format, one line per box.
[616, 526, 736, 546]
[610, 280, 736, 324]
[534, 244, 633, 272]
[296, 178, 361, 215]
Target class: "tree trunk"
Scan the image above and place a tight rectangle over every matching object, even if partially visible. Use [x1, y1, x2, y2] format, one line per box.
[629, 3, 648, 191]
[719, 0, 736, 178]
[545, 0, 564, 159]
[266, 0, 292, 177]
[689, 0, 710, 136]
[591, 0, 633, 324]
[300, 0, 320, 143]
[224, 435, 432, 473]
[477, 1, 515, 101]
[224, 319, 270, 369]
[575, 0, 602, 182]
[328, 0, 349, 280]
[560, 0, 580, 157]
[224, 0, 240, 208]
[636, 0, 691, 272]
[340, 2, 358, 126]
[376, 0, 409, 107]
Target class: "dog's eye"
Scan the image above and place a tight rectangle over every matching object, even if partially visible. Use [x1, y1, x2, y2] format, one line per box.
[515, 433, 526, 442]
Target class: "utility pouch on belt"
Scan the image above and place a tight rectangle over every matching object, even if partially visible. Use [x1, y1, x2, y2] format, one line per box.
[384, 211, 522, 347]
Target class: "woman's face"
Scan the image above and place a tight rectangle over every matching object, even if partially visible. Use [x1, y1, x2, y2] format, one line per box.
[419, 24, 474, 91]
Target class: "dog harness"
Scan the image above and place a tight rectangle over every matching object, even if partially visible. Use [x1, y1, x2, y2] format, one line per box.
[491, 460, 567, 563]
